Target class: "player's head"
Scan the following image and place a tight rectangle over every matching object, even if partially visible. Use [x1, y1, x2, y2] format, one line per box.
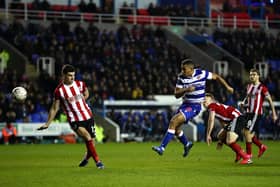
[62, 64, 75, 85]
[249, 68, 260, 83]
[181, 58, 194, 77]
[203, 93, 215, 108]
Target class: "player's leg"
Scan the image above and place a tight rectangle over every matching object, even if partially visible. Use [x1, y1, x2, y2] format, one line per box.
[244, 114, 267, 158]
[216, 129, 226, 150]
[176, 104, 201, 157]
[226, 131, 252, 164]
[175, 128, 193, 157]
[227, 119, 241, 162]
[73, 119, 104, 169]
[243, 113, 255, 157]
[76, 126, 104, 168]
[152, 112, 185, 155]
[244, 129, 254, 157]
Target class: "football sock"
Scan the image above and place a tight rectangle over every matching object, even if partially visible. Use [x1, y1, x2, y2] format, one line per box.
[86, 140, 100, 163]
[160, 129, 175, 149]
[246, 142, 252, 155]
[85, 151, 91, 160]
[229, 142, 247, 158]
[177, 131, 188, 146]
[252, 136, 262, 148]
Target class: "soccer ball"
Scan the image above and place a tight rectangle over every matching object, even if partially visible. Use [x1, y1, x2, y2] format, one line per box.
[12, 86, 27, 101]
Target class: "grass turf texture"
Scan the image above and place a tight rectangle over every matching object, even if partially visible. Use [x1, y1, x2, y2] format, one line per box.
[0, 141, 280, 187]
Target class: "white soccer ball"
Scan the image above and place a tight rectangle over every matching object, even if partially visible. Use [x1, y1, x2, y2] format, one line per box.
[12, 86, 27, 101]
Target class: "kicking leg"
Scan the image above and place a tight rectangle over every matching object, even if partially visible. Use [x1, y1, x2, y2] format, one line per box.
[77, 127, 104, 169]
[152, 113, 185, 155]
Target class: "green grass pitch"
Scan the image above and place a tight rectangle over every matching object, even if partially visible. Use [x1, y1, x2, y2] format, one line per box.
[1, 141, 280, 187]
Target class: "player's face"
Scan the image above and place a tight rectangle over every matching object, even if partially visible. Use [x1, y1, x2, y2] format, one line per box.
[63, 72, 75, 85]
[181, 64, 193, 77]
[203, 96, 212, 107]
[249, 71, 259, 83]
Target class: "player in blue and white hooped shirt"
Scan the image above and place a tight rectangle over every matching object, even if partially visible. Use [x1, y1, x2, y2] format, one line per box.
[152, 58, 234, 157]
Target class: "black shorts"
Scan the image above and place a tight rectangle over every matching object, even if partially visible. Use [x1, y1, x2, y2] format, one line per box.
[244, 113, 262, 134]
[69, 118, 96, 138]
[224, 115, 247, 132]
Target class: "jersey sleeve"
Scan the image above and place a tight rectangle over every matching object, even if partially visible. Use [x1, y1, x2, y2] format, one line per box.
[81, 81, 87, 92]
[262, 84, 269, 97]
[208, 103, 216, 112]
[175, 76, 183, 88]
[54, 88, 60, 100]
[204, 70, 213, 80]
[76, 81, 87, 92]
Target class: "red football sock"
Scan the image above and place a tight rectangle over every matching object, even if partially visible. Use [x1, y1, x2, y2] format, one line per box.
[246, 142, 252, 155]
[229, 142, 247, 158]
[84, 151, 91, 160]
[252, 136, 262, 148]
[85, 140, 100, 163]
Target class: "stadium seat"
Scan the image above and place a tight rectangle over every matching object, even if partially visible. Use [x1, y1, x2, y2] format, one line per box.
[83, 13, 95, 22]
[137, 16, 152, 24]
[137, 9, 149, 16]
[153, 17, 169, 25]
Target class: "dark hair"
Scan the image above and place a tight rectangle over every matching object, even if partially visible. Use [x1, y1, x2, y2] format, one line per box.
[249, 68, 260, 75]
[62, 64, 75, 75]
[181, 58, 193, 66]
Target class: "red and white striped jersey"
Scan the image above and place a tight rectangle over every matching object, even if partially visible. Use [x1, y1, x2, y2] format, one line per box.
[54, 80, 93, 122]
[246, 83, 268, 115]
[208, 103, 241, 122]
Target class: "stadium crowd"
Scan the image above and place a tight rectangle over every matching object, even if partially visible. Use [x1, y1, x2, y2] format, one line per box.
[0, 19, 280, 142]
[213, 28, 280, 71]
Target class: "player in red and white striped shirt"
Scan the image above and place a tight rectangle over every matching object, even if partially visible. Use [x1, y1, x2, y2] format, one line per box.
[240, 68, 277, 159]
[203, 93, 251, 164]
[37, 64, 104, 169]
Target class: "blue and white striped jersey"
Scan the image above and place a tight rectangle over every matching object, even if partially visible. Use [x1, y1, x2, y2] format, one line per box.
[176, 68, 213, 104]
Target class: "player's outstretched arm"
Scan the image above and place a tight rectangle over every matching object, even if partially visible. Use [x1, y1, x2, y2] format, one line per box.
[266, 94, 278, 123]
[206, 111, 216, 146]
[83, 87, 89, 100]
[212, 73, 234, 94]
[37, 99, 60, 130]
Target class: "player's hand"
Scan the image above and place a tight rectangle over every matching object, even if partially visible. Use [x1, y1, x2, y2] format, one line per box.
[227, 86, 234, 94]
[216, 141, 223, 150]
[238, 101, 244, 108]
[206, 135, 212, 146]
[272, 114, 278, 123]
[185, 86, 195, 93]
[37, 124, 49, 131]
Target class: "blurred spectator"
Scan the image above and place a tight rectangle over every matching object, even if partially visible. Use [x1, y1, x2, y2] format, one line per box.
[119, 1, 133, 15]
[152, 112, 168, 141]
[0, 0, 5, 8]
[139, 112, 153, 139]
[1, 111, 17, 144]
[95, 123, 106, 143]
[41, 0, 50, 11]
[78, 0, 87, 12]
[273, 111, 280, 140]
[87, 0, 97, 13]
[0, 48, 10, 74]
[31, 0, 41, 10]
[131, 84, 143, 99]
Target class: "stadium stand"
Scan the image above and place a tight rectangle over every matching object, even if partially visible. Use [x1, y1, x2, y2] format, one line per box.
[0, 0, 280, 142]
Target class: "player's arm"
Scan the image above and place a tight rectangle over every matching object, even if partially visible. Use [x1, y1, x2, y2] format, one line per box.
[212, 73, 234, 94]
[206, 110, 216, 145]
[83, 87, 89, 100]
[239, 95, 248, 110]
[174, 86, 195, 98]
[37, 99, 60, 130]
[266, 93, 278, 123]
